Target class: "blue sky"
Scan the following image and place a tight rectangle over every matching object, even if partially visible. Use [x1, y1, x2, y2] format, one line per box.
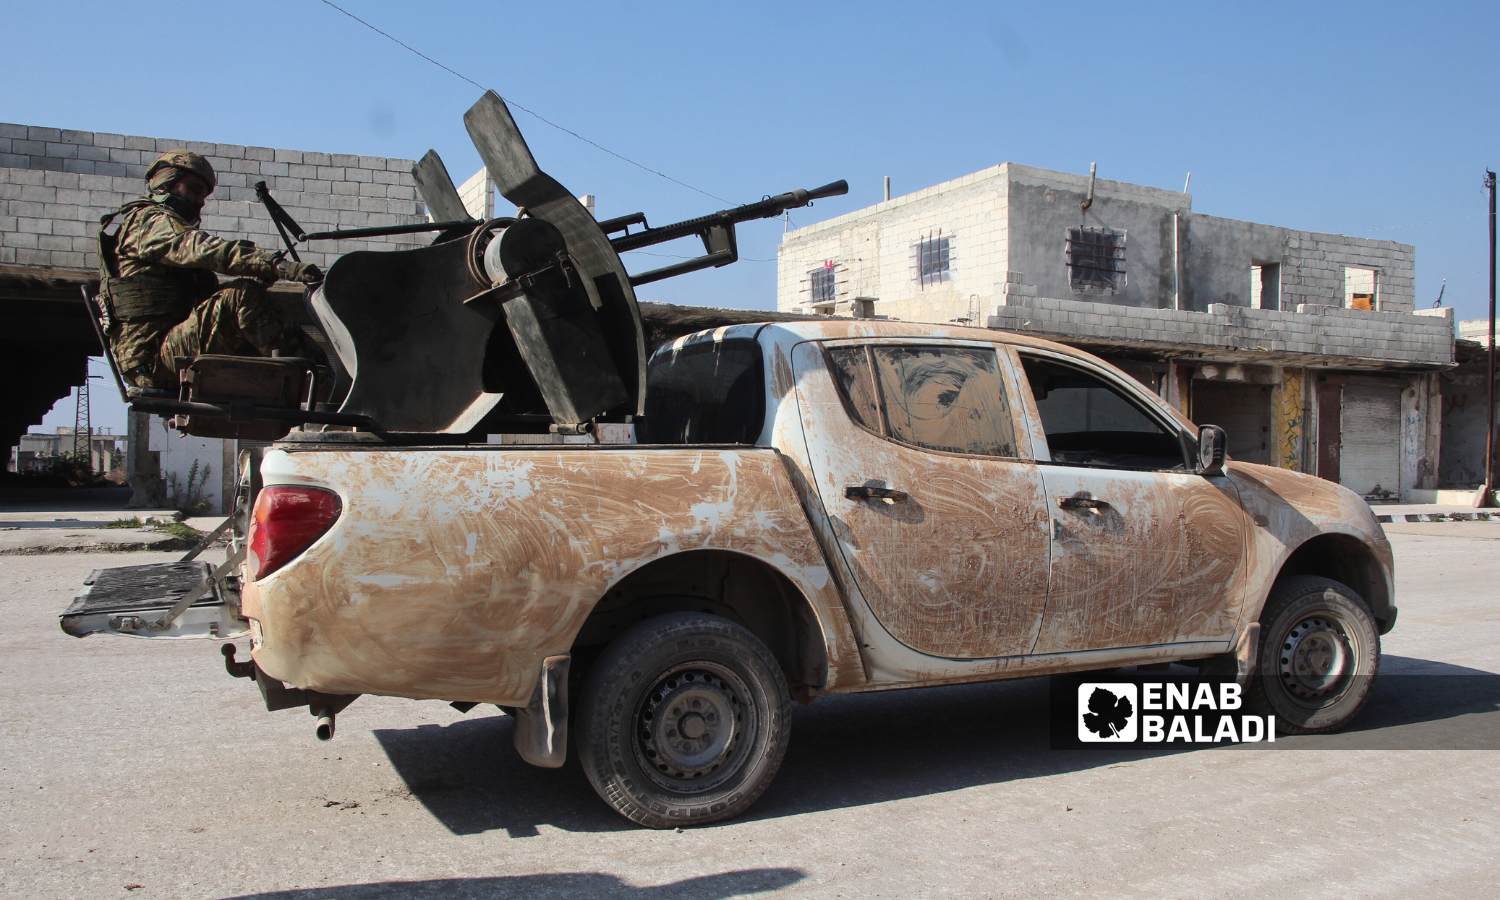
[15, 0, 1497, 432]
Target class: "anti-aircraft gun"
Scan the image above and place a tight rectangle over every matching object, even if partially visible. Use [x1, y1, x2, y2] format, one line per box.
[88, 91, 846, 441]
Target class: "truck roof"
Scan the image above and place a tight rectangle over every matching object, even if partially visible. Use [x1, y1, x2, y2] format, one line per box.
[657, 318, 1081, 357]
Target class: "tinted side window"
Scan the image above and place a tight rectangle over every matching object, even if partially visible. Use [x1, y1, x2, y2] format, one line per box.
[1020, 356, 1186, 470]
[874, 346, 1016, 456]
[827, 344, 1018, 457]
[825, 346, 881, 432]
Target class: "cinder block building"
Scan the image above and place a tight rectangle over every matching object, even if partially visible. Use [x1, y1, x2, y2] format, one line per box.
[1, 121, 431, 511]
[778, 163, 1455, 501]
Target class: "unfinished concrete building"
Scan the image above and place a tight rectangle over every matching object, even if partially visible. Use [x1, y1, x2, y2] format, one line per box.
[1, 122, 431, 510]
[778, 164, 1454, 501]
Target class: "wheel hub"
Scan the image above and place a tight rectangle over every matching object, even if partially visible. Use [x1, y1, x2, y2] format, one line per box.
[637, 667, 748, 788]
[1278, 615, 1354, 702]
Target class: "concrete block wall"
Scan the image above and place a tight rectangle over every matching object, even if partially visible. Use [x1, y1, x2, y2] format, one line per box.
[778, 166, 1008, 323]
[457, 167, 494, 220]
[1280, 229, 1415, 314]
[1458, 319, 1493, 346]
[779, 160, 1431, 366]
[0, 123, 429, 272]
[777, 229, 847, 310]
[1004, 164, 1189, 311]
[988, 295, 1452, 367]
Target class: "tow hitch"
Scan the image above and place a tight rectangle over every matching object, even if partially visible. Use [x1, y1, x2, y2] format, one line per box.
[222, 642, 358, 741]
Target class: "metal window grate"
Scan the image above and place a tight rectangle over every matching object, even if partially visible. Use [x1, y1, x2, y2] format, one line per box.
[1065, 227, 1126, 291]
[915, 232, 951, 287]
[809, 264, 837, 304]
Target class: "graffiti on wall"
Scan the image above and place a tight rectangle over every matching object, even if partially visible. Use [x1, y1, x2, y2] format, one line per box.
[1275, 369, 1304, 471]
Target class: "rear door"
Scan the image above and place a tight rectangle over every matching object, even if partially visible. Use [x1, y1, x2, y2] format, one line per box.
[793, 339, 1052, 659]
[1014, 351, 1249, 654]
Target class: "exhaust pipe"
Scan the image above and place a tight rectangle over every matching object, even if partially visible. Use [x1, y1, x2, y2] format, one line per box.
[313, 709, 336, 741]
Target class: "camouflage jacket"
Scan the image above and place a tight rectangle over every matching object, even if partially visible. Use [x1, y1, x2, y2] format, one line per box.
[99, 198, 281, 383]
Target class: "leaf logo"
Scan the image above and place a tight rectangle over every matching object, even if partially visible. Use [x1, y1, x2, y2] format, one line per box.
[1077, 683, 1138, 742]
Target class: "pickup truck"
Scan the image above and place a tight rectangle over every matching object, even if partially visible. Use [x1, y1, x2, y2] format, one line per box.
[64, 318, 1395, 828]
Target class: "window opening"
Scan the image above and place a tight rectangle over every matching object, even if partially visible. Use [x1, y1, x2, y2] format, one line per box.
[809, 262, 837, 306]
[915, 231, 951, 287]
[1251, 262, 1281, 310]
[1065, 227, 1126, 292]
[1344, 266, 1378, 310]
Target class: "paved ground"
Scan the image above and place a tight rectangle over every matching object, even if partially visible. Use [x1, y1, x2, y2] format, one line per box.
[0, 502, 213, 555]
[1371, 503, 1500, 523]
[1, 523, 1497, 898]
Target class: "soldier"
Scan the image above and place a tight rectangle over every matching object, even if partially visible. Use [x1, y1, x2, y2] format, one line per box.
[96, 149, 324, 389]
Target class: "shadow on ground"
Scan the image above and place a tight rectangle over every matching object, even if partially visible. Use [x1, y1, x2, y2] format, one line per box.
[373, 654, 1499, 836]
[230, 868, 805, 899]
[0, 484, 132, 511]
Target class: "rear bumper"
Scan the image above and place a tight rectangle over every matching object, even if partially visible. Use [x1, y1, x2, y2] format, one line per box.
[240, 577, 543, 705]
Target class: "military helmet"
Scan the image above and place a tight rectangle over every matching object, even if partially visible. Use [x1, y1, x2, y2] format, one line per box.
[145, 149, 217, 193]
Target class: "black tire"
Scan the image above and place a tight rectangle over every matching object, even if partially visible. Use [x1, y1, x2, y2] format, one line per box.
[576, 612, 792, 828]
[1245, 576, 1380, 734]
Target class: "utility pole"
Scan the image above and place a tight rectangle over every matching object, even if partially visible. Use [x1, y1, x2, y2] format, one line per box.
[72, 378, 91, 464]
[70, 370, 103, 473]
[1481, 170, 1497, 508]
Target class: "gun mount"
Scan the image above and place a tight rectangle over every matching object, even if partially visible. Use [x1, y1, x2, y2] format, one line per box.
[89, 91, 845, 441]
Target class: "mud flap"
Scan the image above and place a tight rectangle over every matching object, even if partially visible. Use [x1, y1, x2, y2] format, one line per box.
[1234, 622, 1261, 686]
[512, 654, 570, 768]
[60, 560, 247, 640]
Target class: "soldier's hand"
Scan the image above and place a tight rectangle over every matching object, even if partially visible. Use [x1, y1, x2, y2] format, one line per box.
[278, 259, 324, 284]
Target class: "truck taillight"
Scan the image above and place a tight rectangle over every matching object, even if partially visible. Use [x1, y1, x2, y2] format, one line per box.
[246, 486, 341, 580]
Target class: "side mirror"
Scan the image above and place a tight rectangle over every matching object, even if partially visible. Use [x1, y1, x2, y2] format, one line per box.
[1197, 424, 1227, 476]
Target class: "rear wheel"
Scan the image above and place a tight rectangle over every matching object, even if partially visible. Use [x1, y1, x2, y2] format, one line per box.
[1246, 576, 1380, 733]
[577, 612, 791, 828]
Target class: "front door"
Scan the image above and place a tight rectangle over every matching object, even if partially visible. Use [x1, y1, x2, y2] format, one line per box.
[1015, 352, 1249, 654]
[793, 340, 1052, 659]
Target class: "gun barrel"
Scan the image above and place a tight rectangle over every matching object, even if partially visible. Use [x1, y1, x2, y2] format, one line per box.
[787, 179, 849, 205]
[610, 179, 847, 254]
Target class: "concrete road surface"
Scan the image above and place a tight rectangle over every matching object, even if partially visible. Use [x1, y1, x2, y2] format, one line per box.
[1, 523, 1496, 898]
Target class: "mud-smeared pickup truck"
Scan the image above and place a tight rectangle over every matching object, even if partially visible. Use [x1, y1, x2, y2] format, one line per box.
[63, 318, 1395, 827]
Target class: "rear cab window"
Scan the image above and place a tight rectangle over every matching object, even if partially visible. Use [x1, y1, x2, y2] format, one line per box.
[645, 339, 765, 443]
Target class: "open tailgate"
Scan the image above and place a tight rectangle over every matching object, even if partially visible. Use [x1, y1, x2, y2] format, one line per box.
[61, 560, 246, 640]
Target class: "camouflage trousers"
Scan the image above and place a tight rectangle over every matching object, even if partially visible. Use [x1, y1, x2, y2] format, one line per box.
[121, 280, 313, 388]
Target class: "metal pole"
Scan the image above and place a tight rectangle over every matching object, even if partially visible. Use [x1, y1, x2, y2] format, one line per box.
[1481, 170, 1497, 507]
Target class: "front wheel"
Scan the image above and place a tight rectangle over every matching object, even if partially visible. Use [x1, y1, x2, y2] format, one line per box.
[1245, 576, 1380, 734]
[577, 612, 792, 828]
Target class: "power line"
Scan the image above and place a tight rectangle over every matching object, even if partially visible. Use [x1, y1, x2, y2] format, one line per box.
[314, 0, 732, 205]
[628, 249, 779, 264]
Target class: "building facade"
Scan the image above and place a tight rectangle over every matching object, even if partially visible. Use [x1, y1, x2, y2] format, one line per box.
[778, 163, 1455, 501]
[12, 427, 125, 476]
[2, 121, 436, 512]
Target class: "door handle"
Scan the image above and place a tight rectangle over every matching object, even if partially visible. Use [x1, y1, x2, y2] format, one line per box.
[846, 484, 910, 504]
[1057, 495, 1110, 511]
